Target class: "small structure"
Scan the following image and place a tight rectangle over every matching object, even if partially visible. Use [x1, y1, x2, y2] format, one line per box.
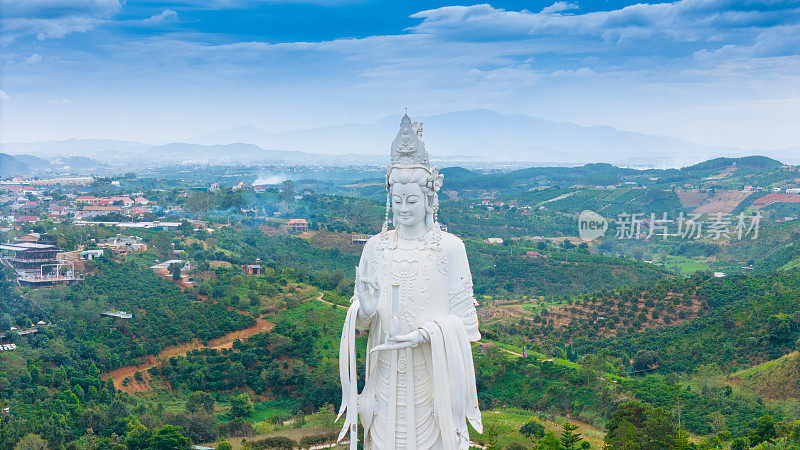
[102, 310, 132, 319]
[98, 235, 147, 254]
[49, 205, 69, 216]
[15, 327, 38, 336]
[82, 205, 122, 213]
[243, 265, 263, 276]
[525, 251, 547, 259]
[1, 242, 82, 287]
[486, 238, 504, 245]
[478, 342, 495, 354]
[14, 215, 39, 223]
[14, 233, 41, 243]
[0, 242, 60, 271]
[714, 272, 726, 278]
[150, 260, 191, 272]
[288, 218, 309, 232]
[77, 195, 100, 204]
[81, 249, 104, 260]
[352, 234, 371, 244]
[0, 344, 17, 352]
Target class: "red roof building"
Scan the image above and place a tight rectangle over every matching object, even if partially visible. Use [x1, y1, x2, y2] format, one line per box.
[288, 218, 309, 232]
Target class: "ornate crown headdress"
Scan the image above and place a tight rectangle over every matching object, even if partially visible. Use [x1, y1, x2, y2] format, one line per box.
[390, 113, 429, 169]
[383, 113, 444, 232]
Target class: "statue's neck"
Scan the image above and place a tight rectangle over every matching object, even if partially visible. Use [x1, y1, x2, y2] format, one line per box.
[396, 221, 428, 241]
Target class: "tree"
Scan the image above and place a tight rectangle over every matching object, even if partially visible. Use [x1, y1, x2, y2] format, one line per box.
[750, 415, 777, 446]
[632, 350, 658, 373]
[230, 393, 254, 419]
[126, 419, 153, 450]
[186, 391, 215, 414]
[538, 430, 562, 450]
[730, 437, 750, 450]
[148, 425, 189, 450]
[0, 313, 12, 332]
[14, 434, 48, 450]
[520, 419, 545, 439]
[179, 220, 194, 236]
[187, 191, 212, 214]
[216, 188, 245, 210]
[151, 232, 173, 259]
[168, 262, 182, 281]
[605, 401, 676, 450]
[561, 421, 583, 450]
[216, 442, 233, 450]
[281, 180, 295, 203]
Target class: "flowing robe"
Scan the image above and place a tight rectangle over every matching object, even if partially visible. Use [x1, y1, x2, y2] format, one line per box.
[338, 228, 483, 450]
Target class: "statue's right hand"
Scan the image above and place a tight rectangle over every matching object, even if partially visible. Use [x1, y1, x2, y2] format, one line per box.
[355, 267, 379, 317]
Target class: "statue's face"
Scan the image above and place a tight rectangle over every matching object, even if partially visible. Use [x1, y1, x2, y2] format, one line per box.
[392, 183, 426, 228]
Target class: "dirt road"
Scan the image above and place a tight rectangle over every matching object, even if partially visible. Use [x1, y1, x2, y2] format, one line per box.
[103, 312, 274, 394]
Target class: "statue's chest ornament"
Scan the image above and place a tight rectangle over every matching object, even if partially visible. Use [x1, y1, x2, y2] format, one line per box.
[392, 259, 419, 279]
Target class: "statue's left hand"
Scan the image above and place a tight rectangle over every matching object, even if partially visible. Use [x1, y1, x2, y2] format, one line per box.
[369, 330, 427, 353]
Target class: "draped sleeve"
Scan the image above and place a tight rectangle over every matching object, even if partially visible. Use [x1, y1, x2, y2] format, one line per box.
[442, 234, 481, 342]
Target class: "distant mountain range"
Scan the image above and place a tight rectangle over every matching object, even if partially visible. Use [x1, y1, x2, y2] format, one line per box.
[2, 110, 798, 168]
[186, 109, 799, 167]
[0, 153, 30, 177]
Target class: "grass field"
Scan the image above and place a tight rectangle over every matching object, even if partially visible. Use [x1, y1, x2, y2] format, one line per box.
[471, 407, 606, 449]
[661, 255, 714, 274]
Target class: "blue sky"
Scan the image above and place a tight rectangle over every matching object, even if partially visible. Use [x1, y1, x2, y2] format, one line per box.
[1, 0, 799, 150]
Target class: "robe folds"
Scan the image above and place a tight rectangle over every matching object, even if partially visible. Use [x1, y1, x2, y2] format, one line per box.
[337, 229, 483, 450]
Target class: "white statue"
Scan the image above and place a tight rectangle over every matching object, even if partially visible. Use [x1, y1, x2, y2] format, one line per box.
[338, 114, 483, 450]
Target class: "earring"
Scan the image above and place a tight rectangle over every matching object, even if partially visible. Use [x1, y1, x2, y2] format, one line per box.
[383, 192, 391, 232]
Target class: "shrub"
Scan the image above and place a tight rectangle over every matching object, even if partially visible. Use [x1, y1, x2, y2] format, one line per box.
[299, 431, 339, 446]
[520, 419, 546, 439]
[250, 436, 297, 449]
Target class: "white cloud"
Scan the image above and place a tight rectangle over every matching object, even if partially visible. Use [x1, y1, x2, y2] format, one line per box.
[25, 54, 42, 64]
[48, 98, 71, 103]
[0, 90, 9, 100]
[0, 0, 122, 43]
[138, 9, 178, 26]
[410, 1, 800, 53]
[541, 2, 578, 14]
[1, 0, 798, 149]
[551, 67, 595, 78]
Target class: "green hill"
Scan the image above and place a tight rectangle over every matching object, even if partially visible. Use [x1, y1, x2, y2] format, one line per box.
[733, 351, 800, 401]
[0, 153, 30, 177]
[683, 156, 783, 173]
[573, 271, 800, 374]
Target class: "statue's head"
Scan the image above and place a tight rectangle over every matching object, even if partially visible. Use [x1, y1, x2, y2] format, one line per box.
[384, 113, 443, 231]
[389, 168, 436, 229]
